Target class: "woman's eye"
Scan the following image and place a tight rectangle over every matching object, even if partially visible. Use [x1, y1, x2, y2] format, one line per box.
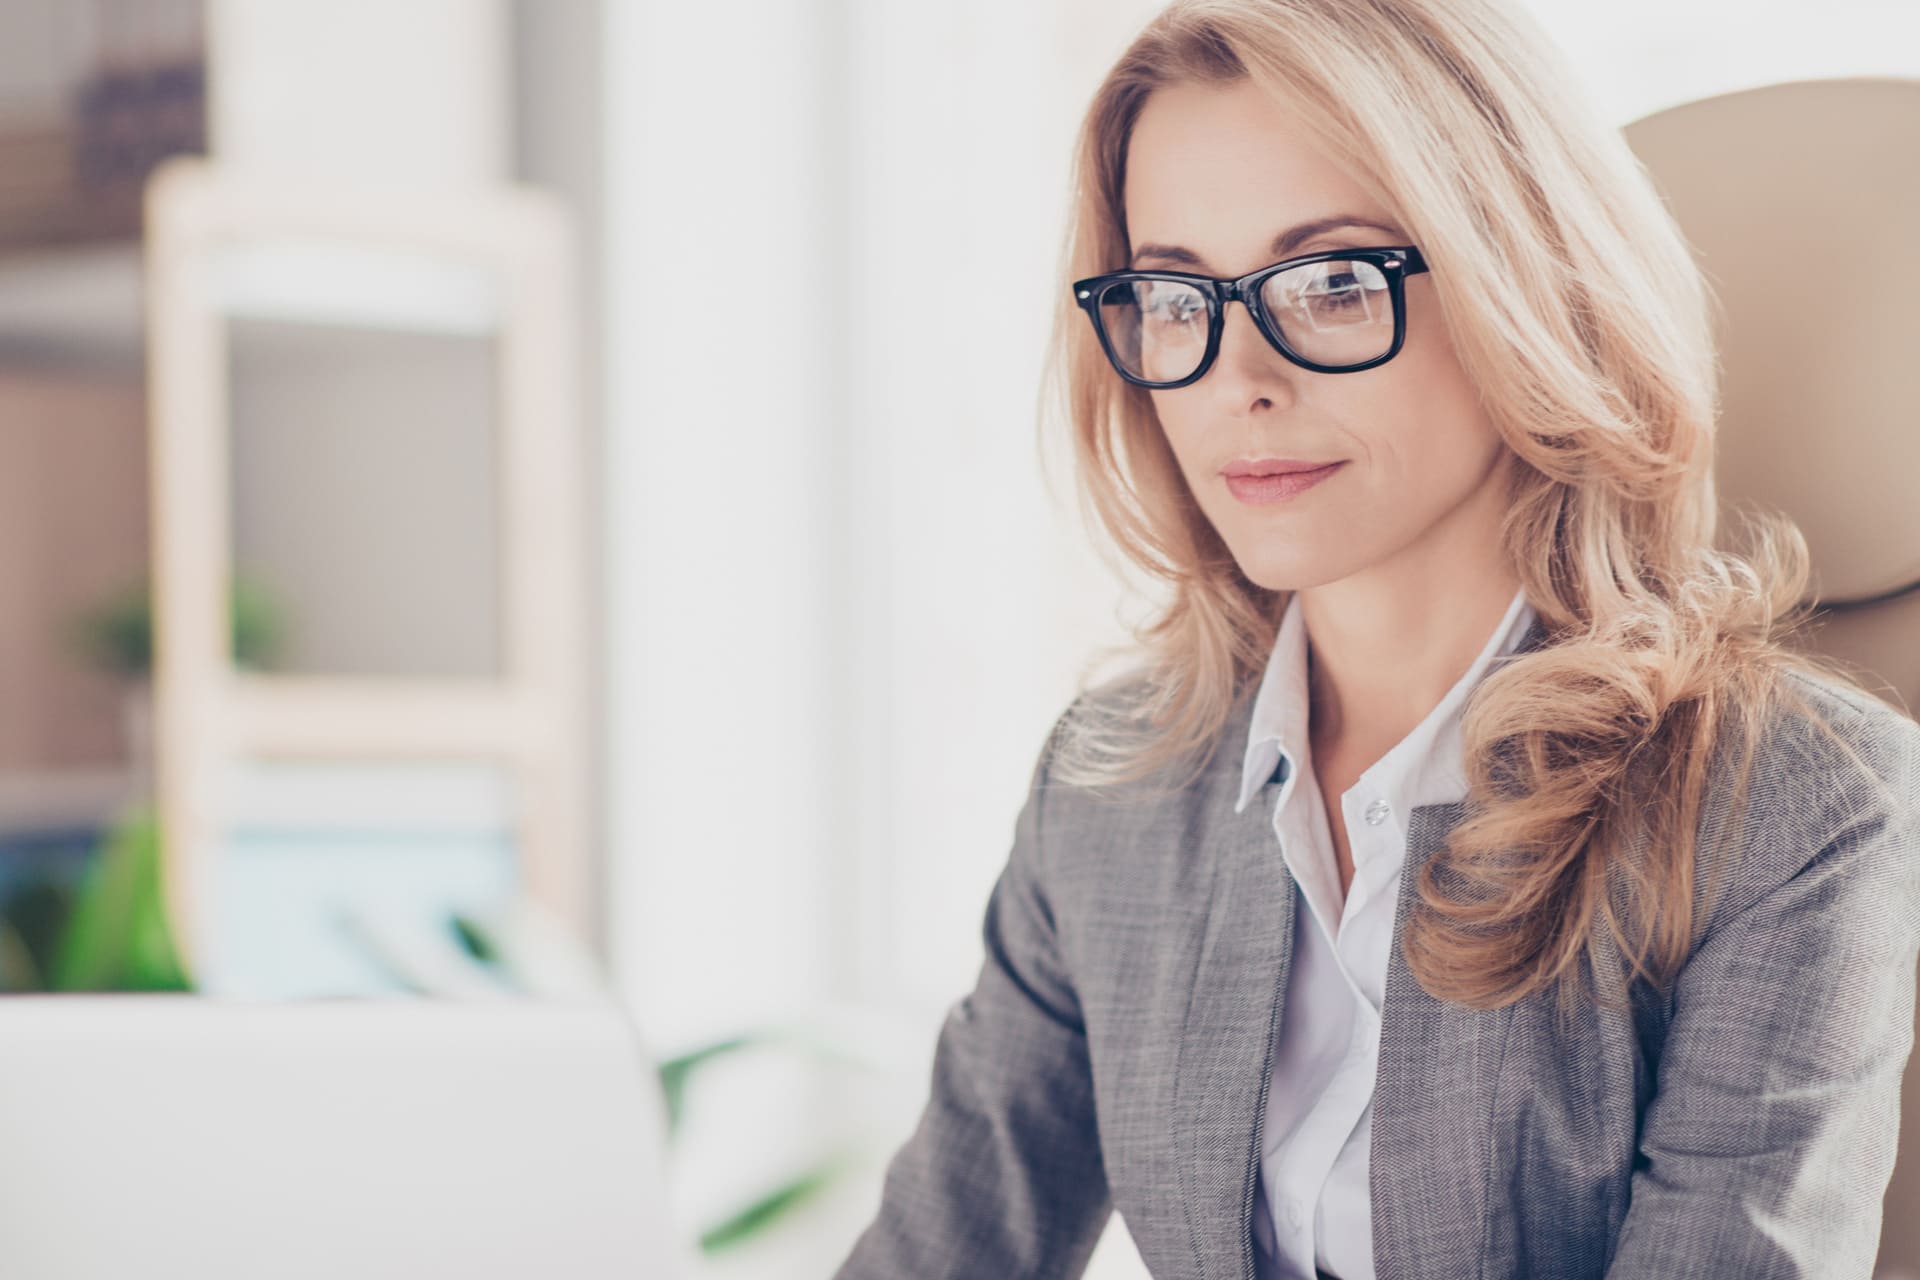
[1294, 269, 1375, 317]
[1143, 291, 1202, 323]
[1317, 276, 1363, 305]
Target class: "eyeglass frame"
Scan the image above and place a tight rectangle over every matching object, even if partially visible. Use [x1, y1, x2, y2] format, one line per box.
[1071, 244, 1430, 389]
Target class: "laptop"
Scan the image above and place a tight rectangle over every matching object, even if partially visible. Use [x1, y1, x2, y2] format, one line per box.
[0, 993, 691, 1279]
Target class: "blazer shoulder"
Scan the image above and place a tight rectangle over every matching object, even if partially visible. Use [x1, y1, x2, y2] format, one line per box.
[1767, 667, 1920, 813]
[1036, 665, 1247, 839]
[1063, 665, 1161, 722]
[1038, 666, 1159, 769]
[1693, 666, 1920, 937]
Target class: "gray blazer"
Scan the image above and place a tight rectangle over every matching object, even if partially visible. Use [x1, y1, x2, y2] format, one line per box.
[833, 615, 1920, 1280]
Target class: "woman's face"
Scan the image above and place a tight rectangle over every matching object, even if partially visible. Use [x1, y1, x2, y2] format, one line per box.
[1121, 78, 1512, 596]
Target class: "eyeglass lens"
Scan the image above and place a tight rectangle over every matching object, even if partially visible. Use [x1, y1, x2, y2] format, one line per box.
[1095, 257, 1395, 383]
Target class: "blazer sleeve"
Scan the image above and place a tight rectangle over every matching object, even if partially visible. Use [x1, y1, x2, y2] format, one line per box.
[1604, 728, 1920, 1279]
[832, 703, 1112, 1279]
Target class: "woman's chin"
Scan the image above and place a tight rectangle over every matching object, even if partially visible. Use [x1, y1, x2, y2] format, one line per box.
[1231, 560, 1351, 593]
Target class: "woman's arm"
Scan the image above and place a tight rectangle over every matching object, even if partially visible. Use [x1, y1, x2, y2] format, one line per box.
[1604, 724, 1920, 1279]
[833, 704, 1112, 1279]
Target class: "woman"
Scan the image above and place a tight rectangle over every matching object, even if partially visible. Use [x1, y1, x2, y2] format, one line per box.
[835, 1, 1920, 1277]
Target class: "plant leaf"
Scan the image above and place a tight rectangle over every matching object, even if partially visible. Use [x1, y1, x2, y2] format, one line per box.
[51, 806, 191, 991]
[696, 1150, 856, 1255]
[655, 1031, 774, 1140]
[0, 916, 43, 991]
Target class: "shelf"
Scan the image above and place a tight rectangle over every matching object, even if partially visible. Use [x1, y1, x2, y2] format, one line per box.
[0, 766, 140, 834]
[0, 230, 506, 372]
[0, 240, 143, 368]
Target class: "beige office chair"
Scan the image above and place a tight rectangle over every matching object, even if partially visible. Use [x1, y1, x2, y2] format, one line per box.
[1622, 77, 1920, 1277]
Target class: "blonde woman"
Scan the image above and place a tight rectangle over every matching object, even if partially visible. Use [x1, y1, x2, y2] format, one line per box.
[835, 1, 1920, 1277]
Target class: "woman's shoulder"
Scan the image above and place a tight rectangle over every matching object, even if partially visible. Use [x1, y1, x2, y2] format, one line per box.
[1031, 669, 1235, 908]
[1027, 666, 1242, 855]
[1058, 664, 1163, 725]
[1689, 666, 1920, 939]
[1762, 666, 1920, 808]
[1043, 665, 1240, 795]
[1694, 664, 1920, 851]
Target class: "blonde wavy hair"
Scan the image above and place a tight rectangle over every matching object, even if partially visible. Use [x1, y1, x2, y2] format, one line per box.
[1036, 0, 1906, 1022]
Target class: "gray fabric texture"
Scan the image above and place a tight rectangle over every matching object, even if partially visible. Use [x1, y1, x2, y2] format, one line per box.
[833, 616, 1920, 1279]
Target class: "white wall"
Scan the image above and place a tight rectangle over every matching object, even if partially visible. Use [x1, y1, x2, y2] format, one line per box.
[602, 0, 1164, 1038]
[207, 0, 508, 187]
[600, 0, 1161, 1272]
[600, 2, 848, 1265]
[1524, 0, 1920, 124]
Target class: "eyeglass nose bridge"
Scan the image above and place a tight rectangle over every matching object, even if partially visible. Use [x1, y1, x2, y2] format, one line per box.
[1217, 277, 1256, 306]
[1209, 271, 1355, 377]
[1210, 277, 1284, 359]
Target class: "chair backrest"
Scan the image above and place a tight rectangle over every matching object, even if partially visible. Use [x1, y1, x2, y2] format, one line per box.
[1622, 76, 1920, 1275]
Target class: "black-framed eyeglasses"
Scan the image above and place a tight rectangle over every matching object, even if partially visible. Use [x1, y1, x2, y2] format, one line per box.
[1072, 245, 1429, 389]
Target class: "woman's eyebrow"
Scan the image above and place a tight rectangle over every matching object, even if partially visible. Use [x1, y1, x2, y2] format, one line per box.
[1128, 215, 1402, 270]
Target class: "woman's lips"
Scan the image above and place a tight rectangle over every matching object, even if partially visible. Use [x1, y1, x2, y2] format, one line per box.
[1224, 460, 1347, 505]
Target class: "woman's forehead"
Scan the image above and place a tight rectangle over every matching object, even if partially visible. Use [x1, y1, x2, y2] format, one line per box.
[1122, 81, 1390, 260]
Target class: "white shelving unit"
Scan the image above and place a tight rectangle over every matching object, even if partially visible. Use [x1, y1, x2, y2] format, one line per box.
[143, 156, 592, 993]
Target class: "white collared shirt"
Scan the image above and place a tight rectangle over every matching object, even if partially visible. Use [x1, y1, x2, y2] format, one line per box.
[1238, 585, 1538, 1280]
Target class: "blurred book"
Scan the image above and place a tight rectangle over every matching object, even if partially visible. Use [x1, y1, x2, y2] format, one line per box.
[0, 0, 206, 250]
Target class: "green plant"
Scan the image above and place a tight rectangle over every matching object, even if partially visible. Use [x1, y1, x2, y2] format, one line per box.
[656, 1028, 864, 1257]
[0, 806, 193, 993]
[451, 913, 864, 1258]
[68, 573, 285, 677]
[696, 1147, 860, 1255]
[0, 877, 71, 990]
[50, 806, 193, 991]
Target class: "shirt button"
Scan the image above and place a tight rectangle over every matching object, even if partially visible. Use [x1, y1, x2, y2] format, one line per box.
[1285, 1197, 1303, 1230]
[1363, 798, 1391, 826]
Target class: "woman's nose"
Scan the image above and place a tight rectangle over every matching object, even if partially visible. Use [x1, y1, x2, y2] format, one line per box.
[1208, 297, 1297, 402]
[1220, 297, 1280, 365]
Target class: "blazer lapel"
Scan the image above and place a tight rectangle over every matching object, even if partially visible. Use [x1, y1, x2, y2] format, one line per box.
[1171, 606, 1551, 1280]
[1168, 700, 1300, 1280]
[1370, 609, 1550, 1278]
[1368, 799, 1516, 1280]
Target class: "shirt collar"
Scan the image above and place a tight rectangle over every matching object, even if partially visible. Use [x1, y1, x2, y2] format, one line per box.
[1234, 585, 1539, 815]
